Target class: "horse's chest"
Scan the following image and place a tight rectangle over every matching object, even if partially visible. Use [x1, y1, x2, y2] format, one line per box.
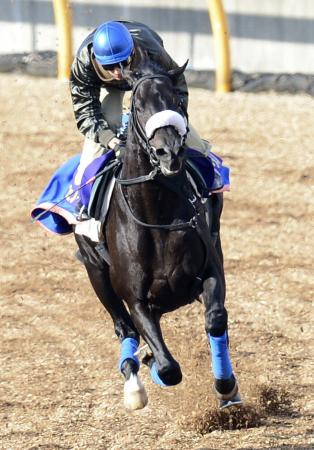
[148, 240, 202, 303]
[147, 268, 195, 311]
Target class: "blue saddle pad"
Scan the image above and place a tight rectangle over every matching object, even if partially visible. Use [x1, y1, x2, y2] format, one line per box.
[31, 148, 229, 235]
[31, 151, 115, 234]
[186, 148, 230, 196]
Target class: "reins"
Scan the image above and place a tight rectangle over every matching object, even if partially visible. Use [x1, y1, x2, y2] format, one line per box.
[116, 166, 159, 186]
[117, 172, 201, 231]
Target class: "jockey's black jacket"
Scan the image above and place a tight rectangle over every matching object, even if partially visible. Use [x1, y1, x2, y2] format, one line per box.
[70, 21, 189, 147]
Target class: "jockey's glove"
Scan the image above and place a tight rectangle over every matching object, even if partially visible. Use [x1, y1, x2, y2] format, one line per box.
[113, 142, 126, 160]
[98, 128, 116, 148]
[107, 136, 126, 159]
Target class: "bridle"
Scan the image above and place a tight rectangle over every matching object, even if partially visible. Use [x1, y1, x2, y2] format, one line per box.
[130, 74, 187, 168]
[115, 73, 200, 231]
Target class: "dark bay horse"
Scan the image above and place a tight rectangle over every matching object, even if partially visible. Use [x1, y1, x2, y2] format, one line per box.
[74, 59, 241, 410]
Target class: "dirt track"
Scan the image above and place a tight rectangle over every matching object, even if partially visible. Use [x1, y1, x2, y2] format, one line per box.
[0, 73, 313, 450]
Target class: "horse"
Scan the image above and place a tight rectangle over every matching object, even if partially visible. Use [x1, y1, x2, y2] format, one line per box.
[74, 57, 241, 410]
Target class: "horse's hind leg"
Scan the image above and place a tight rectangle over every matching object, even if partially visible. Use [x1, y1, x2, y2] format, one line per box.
[202, 245, 242, 409]
[74, 234, 148, 409]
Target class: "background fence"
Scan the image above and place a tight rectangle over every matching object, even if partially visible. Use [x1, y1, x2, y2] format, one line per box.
[1, 0, 314, 73]
[1, 0, 314, 94]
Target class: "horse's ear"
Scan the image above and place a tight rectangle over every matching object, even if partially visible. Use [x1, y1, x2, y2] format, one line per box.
[168, 60, 189, 80]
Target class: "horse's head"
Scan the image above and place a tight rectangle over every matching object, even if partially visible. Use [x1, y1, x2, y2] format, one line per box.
[123, 56, 189, 176]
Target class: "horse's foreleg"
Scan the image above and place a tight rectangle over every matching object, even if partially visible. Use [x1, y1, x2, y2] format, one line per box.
[75, 234, 138, 341]
[75, 234, 147, 409]
[118, 338, 148, 409]
[203, 249, 242, 409]
[129, 302, 182, 387]
[208, 193, 224, 263]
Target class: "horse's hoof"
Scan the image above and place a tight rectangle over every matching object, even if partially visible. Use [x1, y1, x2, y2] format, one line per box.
[124, 373, 148, 410]
[213, 377, 243, 409]
[219, 392, 242, 410]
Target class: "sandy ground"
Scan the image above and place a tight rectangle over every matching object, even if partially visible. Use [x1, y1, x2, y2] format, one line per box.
[0, 73, 313, 450]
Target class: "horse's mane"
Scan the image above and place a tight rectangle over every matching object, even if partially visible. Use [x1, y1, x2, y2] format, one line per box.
[138, 59, 168, 78]
[122, 52, 171, 87]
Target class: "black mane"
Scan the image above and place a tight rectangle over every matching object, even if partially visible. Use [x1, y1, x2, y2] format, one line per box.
[123, 58, 168, 87]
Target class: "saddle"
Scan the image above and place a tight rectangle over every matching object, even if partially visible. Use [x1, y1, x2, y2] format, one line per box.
[87, 161, 120, 220]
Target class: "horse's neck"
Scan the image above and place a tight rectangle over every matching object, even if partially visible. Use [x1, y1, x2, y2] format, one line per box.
[121, 142, 151, 179]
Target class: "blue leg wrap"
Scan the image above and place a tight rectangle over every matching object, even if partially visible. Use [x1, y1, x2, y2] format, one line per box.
[208, 331, 233, 380]
[118, 338, 140, 372]
[150, 362, 168, 387]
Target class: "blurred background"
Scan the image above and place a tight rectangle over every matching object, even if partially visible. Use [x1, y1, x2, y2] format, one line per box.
[1, 0, 314, 93]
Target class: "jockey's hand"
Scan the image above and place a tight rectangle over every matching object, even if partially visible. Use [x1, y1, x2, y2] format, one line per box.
[114, 142, 126, 160]
[108, 136, 121, 150]
[108, 136, 125, 159]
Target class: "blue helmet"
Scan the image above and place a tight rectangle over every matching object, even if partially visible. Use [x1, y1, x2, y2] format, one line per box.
[93, 21, 134, 66]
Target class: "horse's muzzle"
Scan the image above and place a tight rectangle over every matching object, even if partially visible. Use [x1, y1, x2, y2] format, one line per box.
[158, 147, 185, 176]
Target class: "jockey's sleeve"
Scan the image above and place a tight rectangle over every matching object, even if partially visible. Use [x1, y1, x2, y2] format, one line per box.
[70, 54, 115, 147]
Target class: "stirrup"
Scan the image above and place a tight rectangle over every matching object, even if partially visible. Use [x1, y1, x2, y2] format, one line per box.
[76, 204, 90, 221]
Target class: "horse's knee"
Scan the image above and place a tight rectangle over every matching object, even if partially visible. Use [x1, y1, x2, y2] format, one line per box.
[205, 307, 228, 336]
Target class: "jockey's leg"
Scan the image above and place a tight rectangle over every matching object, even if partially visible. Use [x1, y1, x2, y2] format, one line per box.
[74, 88, 124, 185]
[129, 301, 182, 387]
[185, 127, 225, 256]
[74, 139, 105, 185]
[203, 193, 224, 263]
[202, 245, 241, 408]
[185, 123, 211, 156]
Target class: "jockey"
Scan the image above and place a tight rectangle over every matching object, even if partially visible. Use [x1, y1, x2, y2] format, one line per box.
[70, 20, 210, 184]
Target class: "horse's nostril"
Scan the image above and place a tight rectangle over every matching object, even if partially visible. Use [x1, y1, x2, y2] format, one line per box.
[156, 148, 167, 157]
